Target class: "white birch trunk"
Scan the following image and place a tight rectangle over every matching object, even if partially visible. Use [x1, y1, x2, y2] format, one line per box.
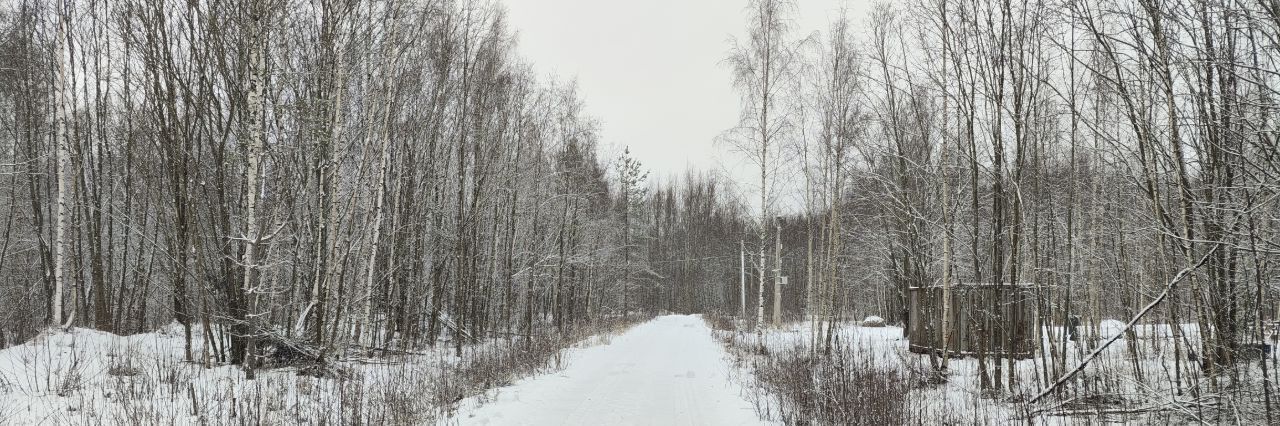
[757, 249, 766, 331]
[360, 55, 396, 345]
[739, 239, 746, 318]
[241, 8, 266, 339]
[309, 36, 347, 343]
[53, 8, 71, 328]
[773, 220, 781, 326]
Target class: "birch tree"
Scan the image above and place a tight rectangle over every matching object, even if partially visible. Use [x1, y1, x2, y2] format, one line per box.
[726, 0, 798, 332]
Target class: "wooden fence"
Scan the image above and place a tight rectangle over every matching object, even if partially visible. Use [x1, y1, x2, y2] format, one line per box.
[907, 283, 1037, 360]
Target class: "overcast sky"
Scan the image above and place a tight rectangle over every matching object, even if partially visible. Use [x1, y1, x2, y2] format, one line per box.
[504, 0, 873, 193]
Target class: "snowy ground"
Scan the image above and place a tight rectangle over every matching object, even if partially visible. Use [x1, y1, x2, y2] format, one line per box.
[0, 316, 762, 425]
[0, 320, 632, 425]
[6, 314, 1259, 424]
[715, 322, 1020, 424]
[715, 317, 1273, 424]
[450, 315, 766, 426]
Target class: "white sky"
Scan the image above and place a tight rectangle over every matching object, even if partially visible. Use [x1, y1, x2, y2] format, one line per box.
[504, 0, 874, 194]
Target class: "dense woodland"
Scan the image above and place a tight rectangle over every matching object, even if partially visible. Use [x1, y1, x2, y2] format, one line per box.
[0, 0, 749, 372]
[723, 0, 1280, 410]
[2, 0, 1280, 419]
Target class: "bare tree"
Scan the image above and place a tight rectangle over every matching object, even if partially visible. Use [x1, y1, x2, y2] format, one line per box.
[725, 0, 798, 332]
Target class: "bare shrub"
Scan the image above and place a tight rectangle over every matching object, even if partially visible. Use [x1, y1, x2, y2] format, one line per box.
[54, 348, 86, 397]
[107, 364, 142, 377]
[55, 367, 82, 397]
[296, 362, 352, 380]
[705, 313, 740, 332]
[753, 343, 913, 425]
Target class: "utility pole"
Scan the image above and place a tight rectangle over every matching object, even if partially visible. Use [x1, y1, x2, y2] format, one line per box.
[773, 219, 782, 326]
[740, 240, 746, 318]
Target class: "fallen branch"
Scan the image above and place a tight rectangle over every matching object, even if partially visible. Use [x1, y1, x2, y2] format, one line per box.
[438, 315, 477, 343]
[347, 344, 431, 357]
[1030, 244, 1219, 404]
[1031, 393, 1216, 423]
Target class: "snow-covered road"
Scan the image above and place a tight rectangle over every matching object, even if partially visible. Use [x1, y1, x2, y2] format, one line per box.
[453, 315, 765, 426]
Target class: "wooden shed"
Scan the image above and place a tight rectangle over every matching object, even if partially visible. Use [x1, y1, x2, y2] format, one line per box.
[907, 283, 1037, 360]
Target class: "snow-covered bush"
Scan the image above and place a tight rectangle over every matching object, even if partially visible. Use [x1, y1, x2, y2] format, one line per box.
[862, 316, 886, 327]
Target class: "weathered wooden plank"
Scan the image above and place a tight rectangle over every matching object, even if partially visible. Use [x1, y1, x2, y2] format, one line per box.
[907, 283, 1037, 359]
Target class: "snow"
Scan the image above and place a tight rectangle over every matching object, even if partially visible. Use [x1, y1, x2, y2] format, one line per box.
[6, 311, 1230, 424]
[717, 317, 1254, 423]
[1097, 319, 1128, 338]
[452, 315, 766, 425]
[723, 322, 1022, 423]
[0, 316, 764, 425]
[0, 322, 504, 424]
[861, 315, 886, 327]
[0, 324, 217, 424]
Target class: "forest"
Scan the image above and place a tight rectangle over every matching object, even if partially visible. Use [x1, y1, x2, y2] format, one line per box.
[1, 0, 1279, 424]
[0, 0, 752, 356]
